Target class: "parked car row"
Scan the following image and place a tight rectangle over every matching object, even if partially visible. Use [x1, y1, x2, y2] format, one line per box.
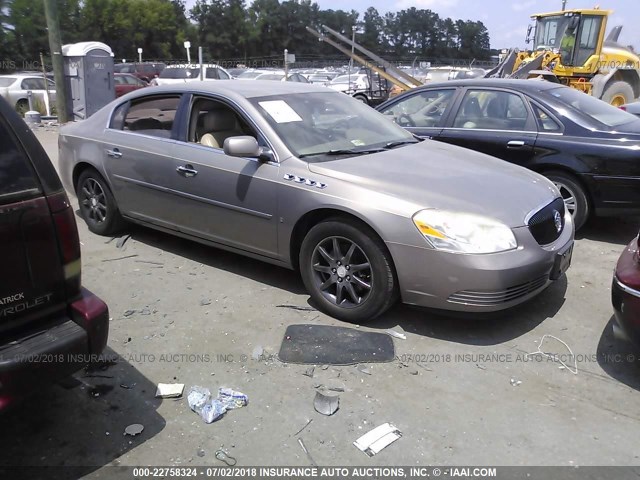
[378, 78, 640, 230]
[3, 72, 639, 411]
[0, 73, 56, 112]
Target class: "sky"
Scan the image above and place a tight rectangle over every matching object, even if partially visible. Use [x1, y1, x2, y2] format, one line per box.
[315, 0, 640, 49]
[185, 0, 640, 50]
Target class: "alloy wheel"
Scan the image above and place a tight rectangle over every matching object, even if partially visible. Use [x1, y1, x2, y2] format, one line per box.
[553, 180, 576, 216]
[311, 236, 373, 308]
[80, 178, 108, 223]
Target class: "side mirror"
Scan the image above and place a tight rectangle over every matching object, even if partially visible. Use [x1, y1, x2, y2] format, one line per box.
[525, 25, 533, 44]
[223, 136, 272, 162]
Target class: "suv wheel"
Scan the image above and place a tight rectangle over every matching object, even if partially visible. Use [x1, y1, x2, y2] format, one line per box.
[299, 219, 397, 322]
[77, 169, 125, 235]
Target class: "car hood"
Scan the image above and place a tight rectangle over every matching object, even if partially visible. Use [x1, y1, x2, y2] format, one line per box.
[307, 141, 558, 228]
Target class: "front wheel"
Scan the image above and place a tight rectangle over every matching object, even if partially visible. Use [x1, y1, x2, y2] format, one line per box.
[299, 219, 397, 323]
[601, 81, 634, 107]
[543, 170, 589, 230]
[76, 169, 125, 235]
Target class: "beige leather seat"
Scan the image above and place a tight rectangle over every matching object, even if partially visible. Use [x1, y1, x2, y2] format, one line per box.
[199, 110, 243, 148]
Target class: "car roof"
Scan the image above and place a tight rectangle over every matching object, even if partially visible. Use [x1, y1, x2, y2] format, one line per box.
[138, 80, 329, 98]
[416, 78, 563, 93]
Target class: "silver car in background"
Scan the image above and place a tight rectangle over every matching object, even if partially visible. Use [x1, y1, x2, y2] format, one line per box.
[58, 81, 574, 322]
[0, 73, 56, 111]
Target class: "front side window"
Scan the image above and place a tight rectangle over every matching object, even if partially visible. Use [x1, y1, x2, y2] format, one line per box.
[575, 16, 602, 66]
[250, 92, 415, 159]
[110, 96, 180, 138]
[380, 89, 455, 128]
[187, 96, 258, 150]
[453, 90, 529, 131]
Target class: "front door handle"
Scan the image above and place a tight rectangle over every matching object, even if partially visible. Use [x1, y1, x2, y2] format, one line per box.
[507, 140, 526, 149]
[176, 165, 198, 177]
[106, 148, 122, 158]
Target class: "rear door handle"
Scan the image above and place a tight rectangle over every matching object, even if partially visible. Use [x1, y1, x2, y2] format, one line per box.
[507, 140, 526, 149]
[176, 165, 198, 177]
[106, 148, 122, 158]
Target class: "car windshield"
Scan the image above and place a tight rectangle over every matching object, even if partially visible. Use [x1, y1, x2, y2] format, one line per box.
[331, 75, 358, 84]
[160, 67, 200, 79]
[534, 15, 571, 50]
[250, 92, 416, 160]
[256, 74, 284, 81]
[0, 77, 16, 87]
[237, 71, 264, 79]
[545, 87, 638, 128]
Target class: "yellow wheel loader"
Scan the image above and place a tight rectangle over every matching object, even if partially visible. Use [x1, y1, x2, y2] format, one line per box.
[486, 8, 640, 105]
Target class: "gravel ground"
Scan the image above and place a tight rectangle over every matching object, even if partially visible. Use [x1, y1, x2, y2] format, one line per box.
[1, 127, 640, 477]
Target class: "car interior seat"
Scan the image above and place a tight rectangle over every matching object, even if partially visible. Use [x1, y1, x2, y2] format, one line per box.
[199, 110, 244, 149]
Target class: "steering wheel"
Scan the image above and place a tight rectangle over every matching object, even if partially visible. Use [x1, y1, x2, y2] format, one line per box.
[397, 113, 416, 127]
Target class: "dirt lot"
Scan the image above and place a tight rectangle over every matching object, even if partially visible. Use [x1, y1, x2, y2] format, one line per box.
[2, 127, 640, 475]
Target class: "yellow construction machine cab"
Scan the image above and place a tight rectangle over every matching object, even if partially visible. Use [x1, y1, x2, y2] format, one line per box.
[488, 7, 640, 105]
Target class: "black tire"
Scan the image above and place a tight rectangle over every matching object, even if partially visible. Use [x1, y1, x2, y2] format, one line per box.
[353, 94, 369, 105]
[542, 170, 589, 230]
[299, 218, 398, 323]
[601, 81, 634, 107]
[15, 99, 29, 116]
[76, 168, 125, 235]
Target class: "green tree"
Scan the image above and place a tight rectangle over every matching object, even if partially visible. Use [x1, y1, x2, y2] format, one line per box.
[8, 0, 81, 64]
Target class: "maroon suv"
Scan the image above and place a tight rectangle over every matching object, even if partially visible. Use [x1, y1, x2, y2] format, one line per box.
[0, 96, 109, 410]
[612, 230, 640, 346]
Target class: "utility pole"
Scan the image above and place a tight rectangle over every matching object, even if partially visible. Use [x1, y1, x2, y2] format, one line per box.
[43, 0, 69, 123]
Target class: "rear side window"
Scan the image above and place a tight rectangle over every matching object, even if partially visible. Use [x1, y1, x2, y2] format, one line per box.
[0, 119, 40, 204]
[110, 96, 180, 138]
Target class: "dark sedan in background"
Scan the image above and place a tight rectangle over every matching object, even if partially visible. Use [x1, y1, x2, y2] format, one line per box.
[378, 79, 640, 229]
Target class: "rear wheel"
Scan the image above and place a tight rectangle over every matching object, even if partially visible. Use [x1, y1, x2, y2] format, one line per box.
[601, 81, 634, 107]
[76, 169, 125, 235]
[353, 94, 369, 105]
[15, 99, 29, 116]
[299, 219, 397, 323]
[542, 170, 589, 230]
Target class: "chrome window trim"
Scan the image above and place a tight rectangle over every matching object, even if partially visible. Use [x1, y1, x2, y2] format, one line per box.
[615, 276, 640, 299]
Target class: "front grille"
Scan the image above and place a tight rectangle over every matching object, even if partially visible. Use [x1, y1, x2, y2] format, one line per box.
[527, 198, 565, 245]
[448, 275, 548, 307]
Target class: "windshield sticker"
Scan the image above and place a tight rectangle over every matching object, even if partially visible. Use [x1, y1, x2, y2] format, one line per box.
[351, 139, 365, 146]
[259, 100, 303, 123]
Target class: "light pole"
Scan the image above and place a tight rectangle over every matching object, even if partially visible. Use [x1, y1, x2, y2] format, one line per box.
[137, 48, 143, 63]
[184, 41, 191, 63]
[349, 25, 356, 73]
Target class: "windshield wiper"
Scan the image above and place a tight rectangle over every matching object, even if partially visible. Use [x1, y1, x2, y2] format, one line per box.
[384, 139, 421, 149]
[298, 147, 386, 158]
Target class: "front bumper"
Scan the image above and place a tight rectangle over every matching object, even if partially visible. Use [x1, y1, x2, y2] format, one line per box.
[612, 237, 640, 347]
[388, 214, 574, 312]
[0, 288, 109, 411]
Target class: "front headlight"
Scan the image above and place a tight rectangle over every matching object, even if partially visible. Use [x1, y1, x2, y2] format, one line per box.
[412, 209, 517, 254]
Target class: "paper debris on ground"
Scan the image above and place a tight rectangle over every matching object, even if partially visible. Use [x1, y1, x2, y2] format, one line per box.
[353, 423, 402, 457]
[155, 383, 185, 398]
[313, 391, 339, 416]
[386, 329, 407, 340]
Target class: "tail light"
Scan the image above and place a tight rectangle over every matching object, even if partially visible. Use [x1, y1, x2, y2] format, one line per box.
[46, 191, 81, 296]
[620, 106, 627, 111]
